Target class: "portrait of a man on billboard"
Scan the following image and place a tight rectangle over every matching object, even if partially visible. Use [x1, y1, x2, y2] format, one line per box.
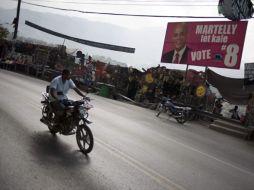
[161, 22, 191, 64]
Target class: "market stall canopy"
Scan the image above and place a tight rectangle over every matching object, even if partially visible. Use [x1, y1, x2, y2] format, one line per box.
[207, 68, 254, 105]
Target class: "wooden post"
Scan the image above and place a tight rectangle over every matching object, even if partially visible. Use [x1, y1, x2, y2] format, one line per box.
[185, 64, 189, 83]
[204, 66, 208, 82]
[13, 0, 22, 39]
[204, 66, 208, 110]
[183, 64, 189, 104]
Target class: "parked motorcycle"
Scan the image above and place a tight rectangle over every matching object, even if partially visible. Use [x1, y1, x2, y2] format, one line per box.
[40, 87, 94, 154]
[156, 97, 191, 124]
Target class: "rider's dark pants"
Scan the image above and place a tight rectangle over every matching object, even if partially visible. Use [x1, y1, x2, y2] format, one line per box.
[50, 100, 66, 122]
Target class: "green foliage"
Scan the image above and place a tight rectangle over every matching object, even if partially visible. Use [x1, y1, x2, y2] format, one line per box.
[0, 25, 9, 39]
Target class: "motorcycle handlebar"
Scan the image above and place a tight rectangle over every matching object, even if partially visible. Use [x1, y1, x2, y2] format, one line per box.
[83, 96, 91, 101]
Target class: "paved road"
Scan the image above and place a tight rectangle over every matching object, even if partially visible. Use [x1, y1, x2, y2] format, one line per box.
[1, 69, 254, 190]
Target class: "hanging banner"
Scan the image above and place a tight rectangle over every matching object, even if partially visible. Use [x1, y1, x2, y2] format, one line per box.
[218, 0, 254, 21]
[161, 21, 248, 69]
[25, 20, 135, 53]
[244, 62, 254, 86]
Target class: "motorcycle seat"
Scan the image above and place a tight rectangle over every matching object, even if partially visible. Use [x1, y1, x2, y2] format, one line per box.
[73, 101, 83, 106]
[173, 105, 184, 110]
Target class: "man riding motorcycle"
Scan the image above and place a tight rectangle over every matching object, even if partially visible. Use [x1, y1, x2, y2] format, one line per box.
[43, 69, 87, 127]
[40, 69, 94, 154]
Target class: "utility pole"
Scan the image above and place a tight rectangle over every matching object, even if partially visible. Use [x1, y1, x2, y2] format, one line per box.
[13, 0, 22, 39]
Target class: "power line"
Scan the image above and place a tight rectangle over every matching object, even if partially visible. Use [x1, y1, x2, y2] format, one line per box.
[21, 1, 226, 18]
[24, 0, 219, 3]
[22, 0, 219, 7]
[102, 0, 218, 1]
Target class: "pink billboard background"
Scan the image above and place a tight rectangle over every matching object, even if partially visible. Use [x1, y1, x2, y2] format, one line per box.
[161, 21, 248, 69]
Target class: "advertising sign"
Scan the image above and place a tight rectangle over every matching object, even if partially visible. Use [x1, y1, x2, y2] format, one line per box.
[161, 21, 248, 69]
[244, 62, 254, 85]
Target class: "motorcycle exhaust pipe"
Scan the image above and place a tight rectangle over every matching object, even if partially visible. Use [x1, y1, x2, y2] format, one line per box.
[40, 118, 51, 126]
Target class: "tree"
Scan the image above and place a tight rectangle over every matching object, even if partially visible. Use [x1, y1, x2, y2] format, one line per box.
[0, 25, 9, 39]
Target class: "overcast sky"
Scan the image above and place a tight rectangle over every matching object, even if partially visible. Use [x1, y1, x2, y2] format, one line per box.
[1, 0, 254, 78]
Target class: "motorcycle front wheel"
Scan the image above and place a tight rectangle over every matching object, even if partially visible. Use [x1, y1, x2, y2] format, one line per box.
[76, 124, 94, 154]
[156, 104, 164, 117]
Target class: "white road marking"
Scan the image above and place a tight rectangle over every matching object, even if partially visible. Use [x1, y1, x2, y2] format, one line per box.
[159, 134, 254, 177]
[95, 138, 186, 190]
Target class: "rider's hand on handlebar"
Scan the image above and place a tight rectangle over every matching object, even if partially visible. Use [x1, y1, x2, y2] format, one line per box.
[82, 96, 90, 101]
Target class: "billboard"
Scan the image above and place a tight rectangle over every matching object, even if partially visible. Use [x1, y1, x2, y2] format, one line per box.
[244, 63, 254, 86]
[161, 21, 248, 69]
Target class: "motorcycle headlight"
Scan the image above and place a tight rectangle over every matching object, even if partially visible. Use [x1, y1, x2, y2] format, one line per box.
[84, 103, 93, 110]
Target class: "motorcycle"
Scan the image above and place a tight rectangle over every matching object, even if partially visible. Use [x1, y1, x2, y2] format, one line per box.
[156, 97, 191, 124]
[40, 86, 94, 154]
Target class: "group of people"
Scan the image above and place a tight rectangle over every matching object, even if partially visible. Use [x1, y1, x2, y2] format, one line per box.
[212, 96, 254, 124]
[221, 93, 254, 128]
[230, 93, 254, 127]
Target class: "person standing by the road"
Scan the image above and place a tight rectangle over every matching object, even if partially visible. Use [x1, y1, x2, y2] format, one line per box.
[230, 105, 240, 120]
[84, 56, 95, 90]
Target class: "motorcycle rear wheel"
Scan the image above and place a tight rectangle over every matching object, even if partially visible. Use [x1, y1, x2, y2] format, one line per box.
[76, 124, 94, 154]
[175, 111, 187, 124]
[175, 117, 187, 124]
[42, 105, 57, 135]
[48, 123, 57, 135]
